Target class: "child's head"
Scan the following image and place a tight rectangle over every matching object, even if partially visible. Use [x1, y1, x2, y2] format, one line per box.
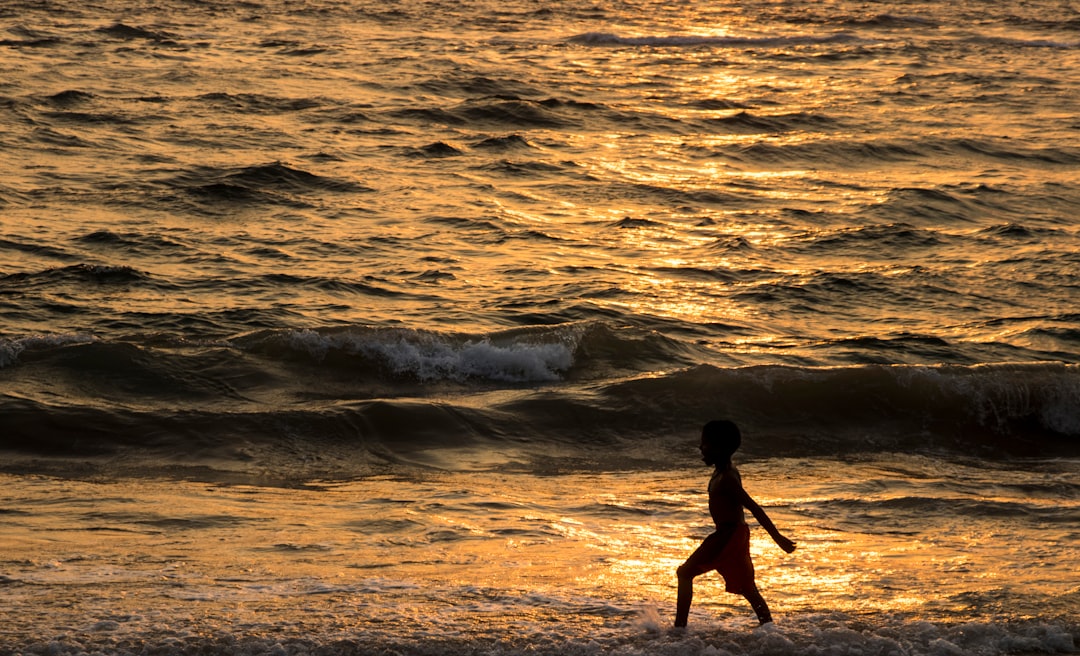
[700, 420, 741, 467]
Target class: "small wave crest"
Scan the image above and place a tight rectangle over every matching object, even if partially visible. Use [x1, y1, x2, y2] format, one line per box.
[230, 322, 695, 385]
[0, 332, 95, 368]
[95, 22, 174, 42]
[968, 35, 1080, 49]
[161, 161, 372, 211]
[0, 263, 150, 287]
[718, 137, 1080, 168]
[710, 110, 838, 133]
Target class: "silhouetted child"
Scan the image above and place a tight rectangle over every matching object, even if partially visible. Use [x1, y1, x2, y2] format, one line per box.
[675, 420, 796, 628]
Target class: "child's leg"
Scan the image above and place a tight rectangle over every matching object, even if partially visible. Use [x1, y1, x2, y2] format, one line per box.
[674, 565, 696, 627]
[742, 585, 772, 625]
[674, 531, 730, 627]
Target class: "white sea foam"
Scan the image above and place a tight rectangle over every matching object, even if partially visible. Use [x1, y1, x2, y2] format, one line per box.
[9, 616, 1074, 655]
[0, 333, 95, 368]
[285, 328, 575, 382]
[896, 363, 1080, 436]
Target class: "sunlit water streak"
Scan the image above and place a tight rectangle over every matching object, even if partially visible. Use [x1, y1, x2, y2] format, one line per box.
[1, 0, 1079, 653]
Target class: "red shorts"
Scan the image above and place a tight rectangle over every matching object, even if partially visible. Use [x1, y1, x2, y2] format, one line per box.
[679, 523, 755, 594]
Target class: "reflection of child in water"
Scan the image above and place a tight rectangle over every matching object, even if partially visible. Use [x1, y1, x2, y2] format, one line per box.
[675, 420, 796, 628]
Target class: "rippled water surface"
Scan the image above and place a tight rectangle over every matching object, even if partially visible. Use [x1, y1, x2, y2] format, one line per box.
[3, 0, 1079, 362]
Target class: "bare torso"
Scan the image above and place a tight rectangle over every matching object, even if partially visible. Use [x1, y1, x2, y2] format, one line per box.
[708, 466, 747, 528]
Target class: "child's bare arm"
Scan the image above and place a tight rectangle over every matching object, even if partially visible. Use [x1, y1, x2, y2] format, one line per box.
[741, 489, 797, 553]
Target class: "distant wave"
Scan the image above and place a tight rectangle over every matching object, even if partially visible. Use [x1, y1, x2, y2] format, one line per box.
[1, 263, 151, 287]
[168, 161, 370, 196]
[843, 13, 939, 27]
[708, 110, 839, 133]
[95, 22, 174, 42]
[569, 29, 1080, 53]
[388, 96, 645, 132]
[568, 31, 862, 48]
[967, 35, 1080, 49]
[716, 136, 1080, 167]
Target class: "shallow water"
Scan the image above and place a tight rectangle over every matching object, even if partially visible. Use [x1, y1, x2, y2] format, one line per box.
[2, 456, 1077, 655]
[1, 0, 1079, 653]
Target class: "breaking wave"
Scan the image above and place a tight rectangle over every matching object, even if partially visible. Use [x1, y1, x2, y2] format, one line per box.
[1, 323, 1076, 476]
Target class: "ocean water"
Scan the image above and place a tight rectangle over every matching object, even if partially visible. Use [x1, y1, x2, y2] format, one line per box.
[1, 0, 1078, 654]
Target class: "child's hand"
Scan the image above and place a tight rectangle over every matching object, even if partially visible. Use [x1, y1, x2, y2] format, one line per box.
[775, 535, 796, 553]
